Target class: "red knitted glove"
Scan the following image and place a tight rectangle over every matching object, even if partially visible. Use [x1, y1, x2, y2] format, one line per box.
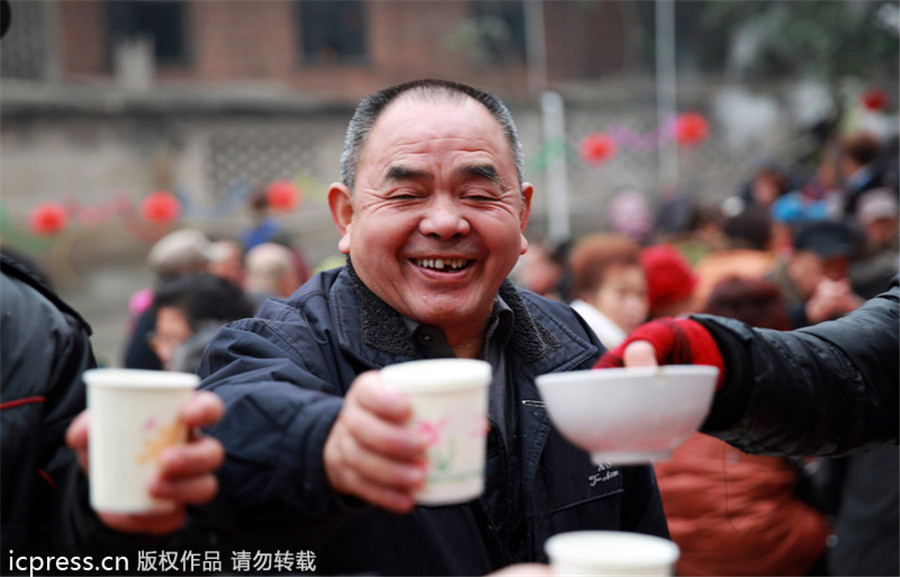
[593, 318, 725, 389]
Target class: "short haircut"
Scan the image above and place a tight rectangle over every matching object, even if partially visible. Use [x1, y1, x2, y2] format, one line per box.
[340, 78, 524, 192]
[569, 234, 642, 298]
[841, 132, 881, 166]
[703, 276, 790, 331]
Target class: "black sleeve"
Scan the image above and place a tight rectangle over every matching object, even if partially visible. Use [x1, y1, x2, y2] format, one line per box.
[692, 276, 899, 457]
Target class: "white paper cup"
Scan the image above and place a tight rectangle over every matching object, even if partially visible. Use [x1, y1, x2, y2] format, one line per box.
[545, 531, 680, 576]
[381, 358, 491, 506]
[84, 368, 198, 513]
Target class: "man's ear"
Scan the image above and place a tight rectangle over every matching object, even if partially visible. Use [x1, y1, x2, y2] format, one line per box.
[328, 183, 353, 255]
[518, 182, 534, 255]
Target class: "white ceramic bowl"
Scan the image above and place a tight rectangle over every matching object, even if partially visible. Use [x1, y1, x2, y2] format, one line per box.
[535, 365, 718, 464]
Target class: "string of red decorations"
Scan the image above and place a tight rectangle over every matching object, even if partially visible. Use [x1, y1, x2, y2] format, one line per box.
[579, 112, 710, 165]
[19, 179, 303, 237]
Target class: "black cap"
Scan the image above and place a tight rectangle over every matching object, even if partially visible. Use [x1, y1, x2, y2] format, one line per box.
[792, 220, 856, 258]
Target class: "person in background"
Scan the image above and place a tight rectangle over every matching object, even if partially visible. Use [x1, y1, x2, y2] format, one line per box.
[149, 272, 255, 373]
[244, 242, 303, 310]
[606, 188, 652, 245]
[514, 236, 572, 302]
[640, 244, 698, 319]
[207, 236, 246, 287]
[197, 78, 669, 576]
[653, 276, 830, 576]
[837, 131, 897, 217]
[743, 162, 791, 212]
[691, 206, 776, 311]
[1, 252, 226, 573]
[1, 253, 94, 555]
[123, 229, 212, 370]
[568, 234, 648, 349]
[850, 188, 899, 299]
[766, 219, 863, 328]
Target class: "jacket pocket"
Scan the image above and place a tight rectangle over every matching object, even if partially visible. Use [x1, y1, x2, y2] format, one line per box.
[536, 431, 625, 533]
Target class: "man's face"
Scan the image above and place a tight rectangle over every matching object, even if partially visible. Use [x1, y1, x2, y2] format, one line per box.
[329, 96, 532, 343]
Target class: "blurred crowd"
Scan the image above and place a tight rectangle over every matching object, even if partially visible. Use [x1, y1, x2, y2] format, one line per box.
[513, 129, 899, 576]
[3, 108, 896, 575]
[121, 187, 316, 374]
[107, 128, 898, 577]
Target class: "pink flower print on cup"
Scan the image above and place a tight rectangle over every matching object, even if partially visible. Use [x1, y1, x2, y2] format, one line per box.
[417, 417, 448, 447]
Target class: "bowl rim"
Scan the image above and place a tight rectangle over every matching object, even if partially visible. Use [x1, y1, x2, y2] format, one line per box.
[535, 364, 719, 387]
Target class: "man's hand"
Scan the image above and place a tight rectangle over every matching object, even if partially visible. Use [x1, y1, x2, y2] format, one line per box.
[66, 390, 225, 535]
[323, 371, 428, 514]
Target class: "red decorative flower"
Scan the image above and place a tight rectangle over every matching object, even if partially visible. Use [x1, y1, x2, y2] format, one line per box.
[266, 180, 301, 212]
[140, 191, 181, 225]
[861, 87, 888, 112]
[674, 112, 709, 146]
[28, 202, 69, 236]
[579, 132, 617, 164]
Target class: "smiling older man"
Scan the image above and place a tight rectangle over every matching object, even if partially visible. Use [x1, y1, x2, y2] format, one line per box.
[198, 79, 668, 576]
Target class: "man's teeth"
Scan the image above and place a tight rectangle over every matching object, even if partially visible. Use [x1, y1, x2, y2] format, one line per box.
[416, 258, 468, 271]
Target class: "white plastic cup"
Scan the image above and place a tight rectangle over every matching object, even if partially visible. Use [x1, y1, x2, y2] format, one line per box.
[380, 358, 492, 506]
[545, 531, 680, 576]
[84, 368, 198, 513]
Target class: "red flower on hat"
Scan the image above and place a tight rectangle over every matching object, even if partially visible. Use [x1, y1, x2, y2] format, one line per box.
[28, 202, 69, 236]
[579, 132, 617, 164]
[140, 191, 181, 225]
[674, 112, 709, 146]
[266, 180, 301, 212]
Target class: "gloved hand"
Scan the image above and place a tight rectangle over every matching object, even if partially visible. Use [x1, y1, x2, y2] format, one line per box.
[593, 318, 725, 388]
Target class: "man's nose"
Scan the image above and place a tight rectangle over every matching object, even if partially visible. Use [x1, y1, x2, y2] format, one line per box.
[420, 195, 471, 238]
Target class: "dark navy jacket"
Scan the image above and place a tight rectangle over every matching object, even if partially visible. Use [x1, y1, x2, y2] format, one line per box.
[198, 265, 669, 576]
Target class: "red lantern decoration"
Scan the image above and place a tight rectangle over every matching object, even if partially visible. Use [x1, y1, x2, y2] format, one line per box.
[579, 132, 617, 164]
[28, 202, 69, 236]
[861, 87, 888, 112]
[140, 191, 181, 225]
[266, 179, 301, 212]
[674, 112, 709, 146]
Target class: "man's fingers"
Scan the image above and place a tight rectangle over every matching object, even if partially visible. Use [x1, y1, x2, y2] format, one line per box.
[179, 390, 225, 428]
[97, 510, 186, 536]
[65, 410, 89, 450]
[65, 410, 90, 471]
[159, 436, 225, 478]
[344, 399, 426, 460]
[622, 340, 659, 367]
[353, 371, 412, 423]
[149, 474, 219, 506]
[336, 467, 416, 514]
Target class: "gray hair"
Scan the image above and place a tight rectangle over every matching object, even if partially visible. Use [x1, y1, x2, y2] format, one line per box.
[340, 78, 525, 192]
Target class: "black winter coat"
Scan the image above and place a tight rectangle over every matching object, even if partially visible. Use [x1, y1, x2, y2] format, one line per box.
[199, 265, 669, 576]
[695, 275, 899, 457]
[0, 255, 94, 553]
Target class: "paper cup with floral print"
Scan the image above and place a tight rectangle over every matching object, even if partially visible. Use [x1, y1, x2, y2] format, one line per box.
[84, 368, 198, 513]
[381, 359, 491, 505]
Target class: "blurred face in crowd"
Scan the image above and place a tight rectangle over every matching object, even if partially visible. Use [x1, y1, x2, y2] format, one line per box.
[208, 239, 245, 286]
[518, 243, 563, 297]
[590, 263, 648, 334]
[328, 95, 532, 355]
[788, 251, 850, 298]
[151, 306, 192, 371]
[867, 217, 899, 248]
